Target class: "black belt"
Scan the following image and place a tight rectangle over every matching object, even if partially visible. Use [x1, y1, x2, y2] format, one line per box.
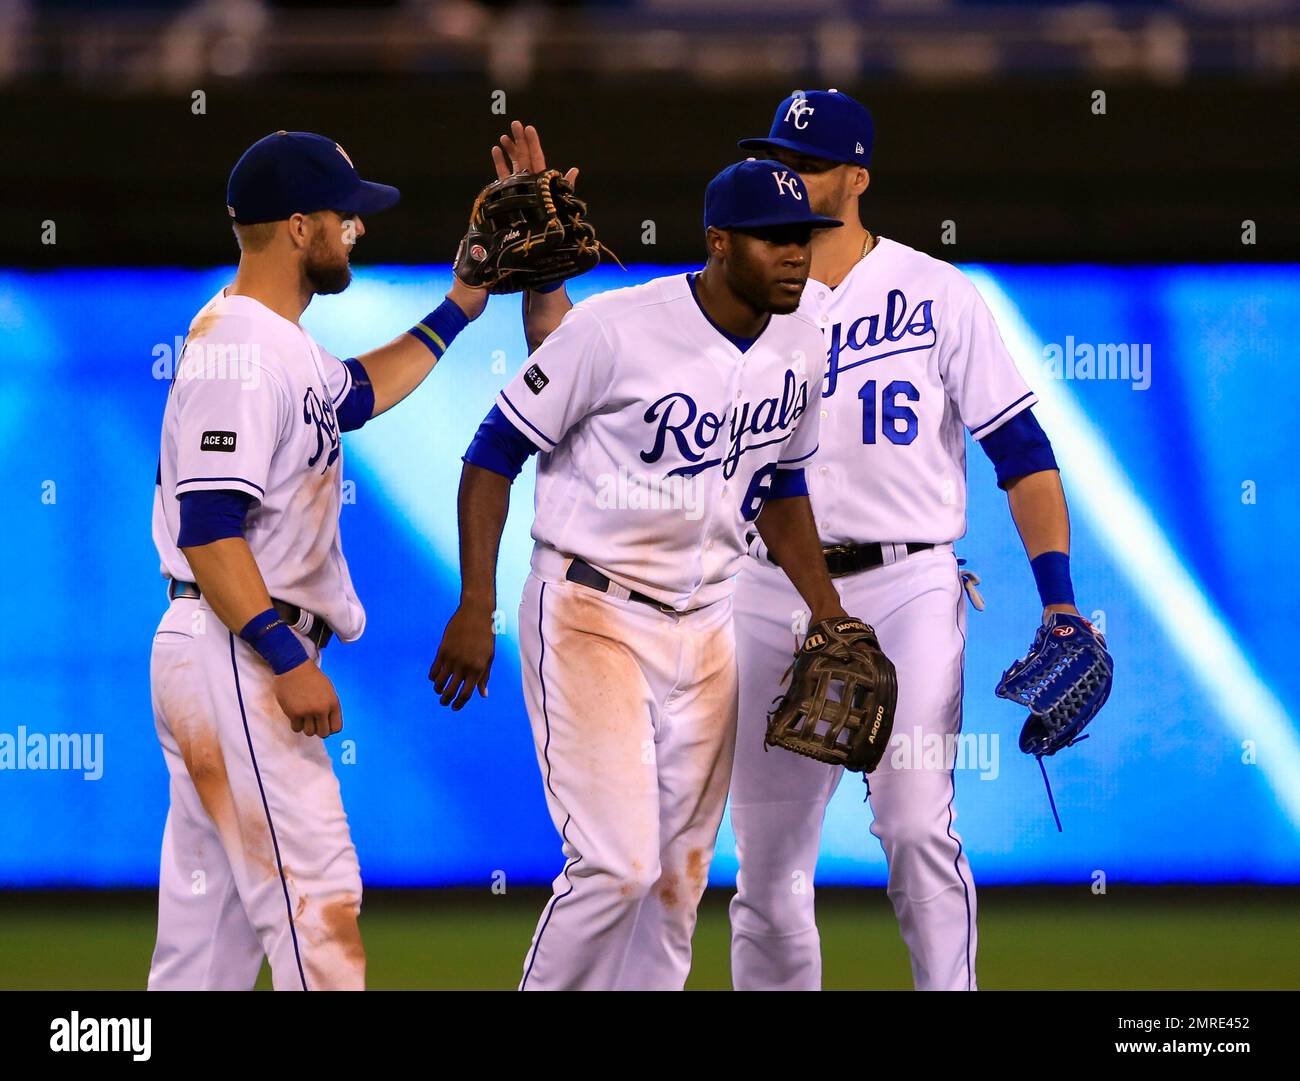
[760, 539, 934, 578]
[167, 579, 334, 650]
[822, 541, 933, 578]
[565, 558, 679, 615]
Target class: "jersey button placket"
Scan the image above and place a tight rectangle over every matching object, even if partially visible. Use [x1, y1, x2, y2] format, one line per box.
[690, 363, 742, 599]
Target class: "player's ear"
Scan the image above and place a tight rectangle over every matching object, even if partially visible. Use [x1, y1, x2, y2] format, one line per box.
[704, 226, 727, 261]
[286, 212, 312, 250]
[855, 166, 871, 196]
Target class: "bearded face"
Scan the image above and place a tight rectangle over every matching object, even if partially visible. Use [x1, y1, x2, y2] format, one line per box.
[302, 217, 353, 296]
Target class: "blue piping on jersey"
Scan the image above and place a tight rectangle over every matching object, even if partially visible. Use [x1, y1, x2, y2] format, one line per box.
[949, 582, 976, 990]
[176, 475, 266, 497]
[228, 632, 309, 991]
[520, 581, 582, 990]
[777, 444, 818, 467]
[969, 390, 1034, 437]
[499, 390, 558, 448]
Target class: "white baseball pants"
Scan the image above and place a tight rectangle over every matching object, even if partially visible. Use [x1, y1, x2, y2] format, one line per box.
[516, 569, 738, 991]
[147, 596, 364, 991]
[728, 544, 978, 991]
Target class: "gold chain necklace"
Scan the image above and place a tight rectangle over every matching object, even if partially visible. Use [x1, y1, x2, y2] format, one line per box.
[826, 230, 876, 290]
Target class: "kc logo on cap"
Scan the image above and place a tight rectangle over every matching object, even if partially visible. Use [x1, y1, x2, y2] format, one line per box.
[702, 159, 843, 230]
[771, 170, 803, 199]
[739, 88, 875, 167]
[784, 96, 816, 130]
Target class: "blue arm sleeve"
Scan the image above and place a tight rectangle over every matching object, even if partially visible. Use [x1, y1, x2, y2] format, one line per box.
[768, 466, 809, 500]
[335, 358, 375, 432]
[177, 489, 254, 548]
[977, 408, 1058, 489]
[463, 404, 539, 481]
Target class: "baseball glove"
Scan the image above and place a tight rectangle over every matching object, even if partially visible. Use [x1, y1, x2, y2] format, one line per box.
[765, 617, 898, 773]
[995, 613, 1113, 757]
[453, 169, 618, 294]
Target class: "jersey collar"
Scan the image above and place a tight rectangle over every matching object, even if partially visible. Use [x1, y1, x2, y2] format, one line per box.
[808, 235, 892, 297]
[685, 272, 770, 354]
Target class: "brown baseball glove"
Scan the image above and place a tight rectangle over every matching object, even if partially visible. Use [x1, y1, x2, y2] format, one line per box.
[765, 616, 898, 773]
[453, 168, 619, 294]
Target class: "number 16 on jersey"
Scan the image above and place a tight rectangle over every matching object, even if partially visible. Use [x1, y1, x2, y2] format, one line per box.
[859, 379, 919, 445]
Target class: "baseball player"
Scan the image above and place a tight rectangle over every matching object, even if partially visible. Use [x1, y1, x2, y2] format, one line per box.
[149, 131, 487, 990]
[723, 90, 1088, 991]
[430, 157, 862, 991]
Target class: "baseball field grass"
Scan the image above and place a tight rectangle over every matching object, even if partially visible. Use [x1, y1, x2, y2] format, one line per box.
[1, 886, 1296, 990]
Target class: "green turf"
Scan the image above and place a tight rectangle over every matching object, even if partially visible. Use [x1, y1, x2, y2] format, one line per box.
[1, 888, 1297, 990]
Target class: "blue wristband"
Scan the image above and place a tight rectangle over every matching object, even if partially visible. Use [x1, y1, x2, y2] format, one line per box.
[239, 608, 310, 675]
[1030, 551, 1075, 608]
[409, 297, 470, 358]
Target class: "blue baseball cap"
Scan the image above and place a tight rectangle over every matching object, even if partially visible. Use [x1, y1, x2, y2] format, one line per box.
[226, 131, 400, 225]
[704, 159, 843, 231]
[738, 89, 874, 167]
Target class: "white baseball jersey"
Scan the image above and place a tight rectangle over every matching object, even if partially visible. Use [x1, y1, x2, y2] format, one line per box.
[496, 272, 825, 610]
[730, 238, 1031, 990]
[152, 289, 365, 641]
[796, 237, 1035, 544]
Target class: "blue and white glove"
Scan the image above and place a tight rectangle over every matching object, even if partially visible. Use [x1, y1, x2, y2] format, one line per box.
[996, 613, 1113, 757]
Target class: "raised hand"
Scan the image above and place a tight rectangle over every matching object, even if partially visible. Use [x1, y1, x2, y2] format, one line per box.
[491, 120, 579, 187]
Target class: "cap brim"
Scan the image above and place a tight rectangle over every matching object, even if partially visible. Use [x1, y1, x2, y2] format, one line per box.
[737, 136, 859, 166]
[336, 179, 401, 215]
[721, 213, 844, 230]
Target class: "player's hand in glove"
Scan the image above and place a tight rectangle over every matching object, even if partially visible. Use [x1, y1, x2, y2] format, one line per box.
[429, 603, 495, 711]
[996, 612, 1113, 757]
[765, 616, 898, 773]
[274, 663, 343, 739]
[454, 120, 619, 295]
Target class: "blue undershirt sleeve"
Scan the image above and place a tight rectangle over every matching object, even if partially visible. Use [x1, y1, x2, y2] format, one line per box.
[463, 404, 540, 481]
[976, 408, 1058, 489]
[177, 489, 254, 548]
[335, 358, 376, 432]
[768, 466, 809, 500]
